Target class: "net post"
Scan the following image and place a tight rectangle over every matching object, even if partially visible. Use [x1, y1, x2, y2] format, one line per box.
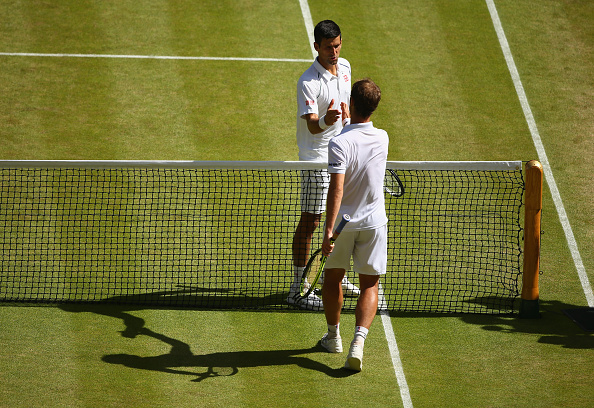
[519, 160, 543, 318]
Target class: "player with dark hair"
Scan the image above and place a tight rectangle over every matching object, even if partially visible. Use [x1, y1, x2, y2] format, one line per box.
[288, 20, 360, 310]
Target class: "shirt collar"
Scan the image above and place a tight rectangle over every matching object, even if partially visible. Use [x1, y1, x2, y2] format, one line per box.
[345, 121, 374, 130]
[314, 58, 339, 81]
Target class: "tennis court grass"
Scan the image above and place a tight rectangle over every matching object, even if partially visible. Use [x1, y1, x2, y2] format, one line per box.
[1, 307, 403, 407]
[1, 0, 592, 407]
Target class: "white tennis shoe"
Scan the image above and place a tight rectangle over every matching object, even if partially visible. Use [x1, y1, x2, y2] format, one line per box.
[320, 333, 343, 353]
[345, 343, 364, 371]
[287, 283, 323, 311]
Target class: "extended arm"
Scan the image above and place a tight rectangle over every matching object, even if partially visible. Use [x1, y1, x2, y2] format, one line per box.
[301, 99, 342, 134]
[322, 172, 345, 256]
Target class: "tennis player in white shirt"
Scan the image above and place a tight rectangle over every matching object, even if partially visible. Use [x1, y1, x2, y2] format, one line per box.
[288, 20, 359, 310]
[320, 79, 389, 372]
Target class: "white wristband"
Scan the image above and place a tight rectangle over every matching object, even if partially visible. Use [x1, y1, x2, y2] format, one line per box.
[318, 115, 329, 130]
[342, 118, 351, 127]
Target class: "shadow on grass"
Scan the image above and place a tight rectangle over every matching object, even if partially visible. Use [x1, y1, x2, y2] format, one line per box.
[100, 327, 354, 382]
[464, 299, 594, 350]
[59, 300, 356, 382]
[59, 284, 290, 310]
[391, 298, 594, 350]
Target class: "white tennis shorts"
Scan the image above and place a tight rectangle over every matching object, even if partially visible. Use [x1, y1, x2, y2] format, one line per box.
[324, 225, 388, 275]
[300, 169, 329, 214]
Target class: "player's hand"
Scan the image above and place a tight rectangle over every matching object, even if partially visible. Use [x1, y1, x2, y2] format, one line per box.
[322, 232, 334, 257]
[323, 99, 341, 127]
[340, 102, 350, 121]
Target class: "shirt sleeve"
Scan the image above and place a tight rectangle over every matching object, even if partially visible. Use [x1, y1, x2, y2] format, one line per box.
[327, 138, 347, 174]
[297, 78, 319, 118]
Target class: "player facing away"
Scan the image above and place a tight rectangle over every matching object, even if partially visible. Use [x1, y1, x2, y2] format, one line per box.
[320, 79, 389, 371]
[288, 20, 359, 310]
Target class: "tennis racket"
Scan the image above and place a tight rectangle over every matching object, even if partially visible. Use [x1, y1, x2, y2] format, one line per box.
[298, 214, 351, 298]
[384, 169, 405, 198]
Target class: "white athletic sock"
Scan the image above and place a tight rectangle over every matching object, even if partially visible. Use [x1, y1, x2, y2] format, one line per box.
[353, 326, 368, 346]
[327, 323, 340, 339]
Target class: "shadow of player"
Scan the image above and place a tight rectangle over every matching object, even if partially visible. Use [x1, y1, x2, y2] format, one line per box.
[59, 301, 355, 381]
[101, 326, 353, 382]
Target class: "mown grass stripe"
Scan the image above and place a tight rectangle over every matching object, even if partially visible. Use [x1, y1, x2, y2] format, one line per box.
[486, 0, 594, 306]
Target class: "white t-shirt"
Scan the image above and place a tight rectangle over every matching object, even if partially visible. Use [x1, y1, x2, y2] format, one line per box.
[327, 122, 389, 230]
[296, 57, 351, 161]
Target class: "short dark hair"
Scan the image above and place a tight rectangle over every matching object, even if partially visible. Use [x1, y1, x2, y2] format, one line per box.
[351, 79, 382, 119]
[314, 20, 341, 45]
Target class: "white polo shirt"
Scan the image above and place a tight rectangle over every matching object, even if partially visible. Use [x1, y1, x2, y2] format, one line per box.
[296, 57, 351, 161]
[327, 122, 389, 230]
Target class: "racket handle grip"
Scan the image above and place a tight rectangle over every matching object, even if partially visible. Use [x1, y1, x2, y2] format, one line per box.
[334, 214, 351, 235]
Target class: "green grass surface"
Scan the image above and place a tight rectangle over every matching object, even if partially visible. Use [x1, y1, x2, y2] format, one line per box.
[1, 0, 593, 407]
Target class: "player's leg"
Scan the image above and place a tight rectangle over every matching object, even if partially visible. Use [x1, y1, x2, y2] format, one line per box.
[322, 267, 346, 325]
[291, 169, 323, 288]
[292, 211, 321, 268]
[298, 169, 359, 295]
[320, 267, 346, 353]
[288, 169, 327, 309]
[319, 228, 354, 352]
[287, 211, 324, 309]
[344, 226, 387, 371]
[345, 273, 379, 371]
[354, 273, 380, 329]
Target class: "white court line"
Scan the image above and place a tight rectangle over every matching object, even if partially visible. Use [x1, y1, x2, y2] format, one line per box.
[297, 1, 414, 406]
[298, 0, 317, 59]
[380, 312, 414, 408]
[486, 0, 594, 307]
[0, 52, 312, 63]
[379, 286, 414, 408]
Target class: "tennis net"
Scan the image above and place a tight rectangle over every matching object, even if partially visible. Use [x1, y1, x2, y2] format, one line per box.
[0, 160, 525, 314]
